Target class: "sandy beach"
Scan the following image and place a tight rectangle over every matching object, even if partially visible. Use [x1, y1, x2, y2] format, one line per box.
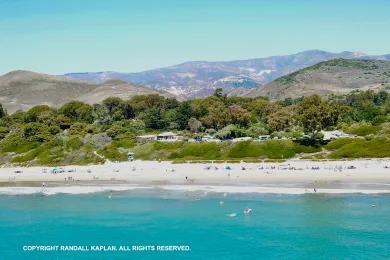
[0, 159, 390, 195]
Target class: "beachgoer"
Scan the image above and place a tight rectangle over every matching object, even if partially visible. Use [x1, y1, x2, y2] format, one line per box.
[244, 207, 252, 215]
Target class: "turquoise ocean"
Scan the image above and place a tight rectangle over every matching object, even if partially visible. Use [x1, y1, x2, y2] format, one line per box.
[0, 189, 389, 259]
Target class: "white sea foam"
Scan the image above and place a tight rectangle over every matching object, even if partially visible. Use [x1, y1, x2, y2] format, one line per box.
[158, 185, 390, 195]
[0, 185, 389, 196]
[0, 185, 150, 196]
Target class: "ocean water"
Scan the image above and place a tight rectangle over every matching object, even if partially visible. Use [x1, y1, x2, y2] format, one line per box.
[0, 189, 389, 259]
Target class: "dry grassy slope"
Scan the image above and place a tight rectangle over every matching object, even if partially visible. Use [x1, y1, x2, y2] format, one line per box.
[77, 79, 176, 104]
[245, 59, 390, 100]
[0, 70, 174, 112]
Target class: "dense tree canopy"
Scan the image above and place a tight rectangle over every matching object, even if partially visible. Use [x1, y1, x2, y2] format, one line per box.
[0, 91, 388, 139]
[294, 95, 351, 139]
[0, 90, 388, 159]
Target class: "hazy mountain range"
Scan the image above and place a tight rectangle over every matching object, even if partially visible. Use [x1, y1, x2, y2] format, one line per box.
[65, 50, 390, 98]
[1, 50, 390, 113]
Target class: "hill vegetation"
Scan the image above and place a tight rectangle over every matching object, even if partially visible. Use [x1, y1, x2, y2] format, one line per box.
[0, 89, 390, 166]
[246, 59, 390, 100]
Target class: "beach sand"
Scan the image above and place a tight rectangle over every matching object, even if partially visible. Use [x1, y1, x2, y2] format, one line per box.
[0, 159, 390, 195]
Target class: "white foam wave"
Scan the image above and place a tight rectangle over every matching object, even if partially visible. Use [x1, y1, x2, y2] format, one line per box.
[0, 185, 149, 196]
[0, 185, 389, 196]
[157, 185, 390, 195]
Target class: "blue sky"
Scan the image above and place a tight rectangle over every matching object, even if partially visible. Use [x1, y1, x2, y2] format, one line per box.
[0, 0, 389, 74]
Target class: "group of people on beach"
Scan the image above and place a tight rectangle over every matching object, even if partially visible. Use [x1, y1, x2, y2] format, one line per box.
[201, 163, 362, 173]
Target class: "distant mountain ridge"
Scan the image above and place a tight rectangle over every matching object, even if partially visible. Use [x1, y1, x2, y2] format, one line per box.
[64, 50, 390, 98]
[0, 70, 173, 113]
[242, 59, 390, 100]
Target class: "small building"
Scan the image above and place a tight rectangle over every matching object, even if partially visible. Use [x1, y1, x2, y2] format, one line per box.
[156, 132, 183, 142]
[137, 134, 157, 142]
[201, 135, 221, 143]
[232, 137, 253, 142]
[321, 130, 354, 141]
[258, 135, 271, 141]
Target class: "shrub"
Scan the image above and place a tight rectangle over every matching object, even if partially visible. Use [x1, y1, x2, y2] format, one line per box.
[227, 140, 297, 159]
[111, 138, 135, 149]
[66, 136, 83, 150]
[23, 122, 52, 142]
[245, 122, 269, 137]
[0, 126, 9, 139]
[329, 137, 390, 158]
[154, 141, 184, 151]
[344, 123, 381, 136]
[68, 122, 88, 136]
[215, 125, 245, 139]
[293, 144, 321, 154]
[11, 146, 44, 163]
[97, 145, 127, 161]
[106, 124, 126, 138]
[1, 133, 40, 153]
[178, 143, 220, 159]
[126, 119, 146, 133]
[59, 101, 94, 123]
[133, 143, 156, 160]
[37, 146, 66, 165]
[84, 133, 112, 150]
[325, 138, 356, 150]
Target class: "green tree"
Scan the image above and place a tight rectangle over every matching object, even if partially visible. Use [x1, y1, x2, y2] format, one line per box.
[228, 105, 250, 127]
[249, 98, 280, 121]
[102, 97, 134, 121]
[213, 88, 223, 98]
[140, 108, 166, 129]
[24, 105, 54, 123]
[245, 122, 268, 137]
[215, 124, 245, 139]
[267, 108, 293, 132]
[59, 101, 94, 123]
[23, 122, 52, 142]
[162, 109, 180, 130]
[93, 104, 111, 125]
[129, 94, 178, 115]
[175, 101, 192, 129]
[190, 100, 208, 119]
[200, 104, 229, 129]
[0, 104, 7, 118]
[188, 117, 203, 133]
[343, 90, 386, 122]
[296, 95, 349, 139]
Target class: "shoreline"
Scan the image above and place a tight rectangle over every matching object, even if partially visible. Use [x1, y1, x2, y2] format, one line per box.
[1, 159, 390, 195]
[1, 184, 390, 196]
